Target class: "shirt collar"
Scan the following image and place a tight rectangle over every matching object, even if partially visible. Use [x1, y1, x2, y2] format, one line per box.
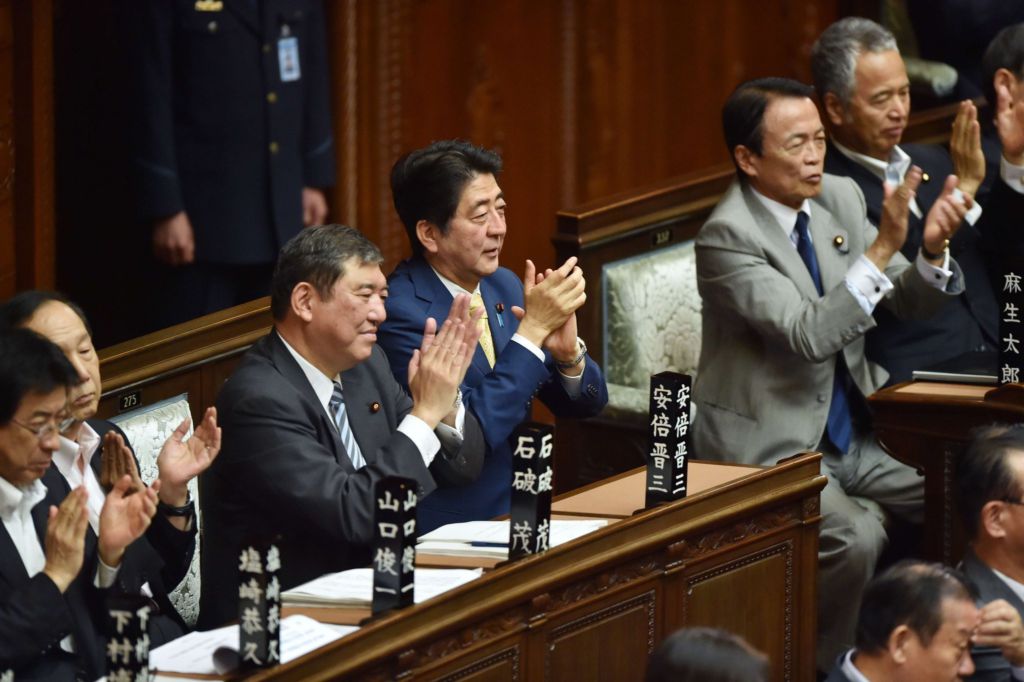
[278, 333, 338, 415]
[749, 186, 813, 240]
[990, 565, 1024, 606]
[839, 648, 872, 682]
[0, 475, 47, 520]
[832, 138, 911, 185]
[53, 421, 101, 479]
[429, 266, 481, 299]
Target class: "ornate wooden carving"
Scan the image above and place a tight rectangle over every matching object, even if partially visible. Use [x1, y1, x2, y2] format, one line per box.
[675, 504, 801, 561]
[437, 646, 521, 682]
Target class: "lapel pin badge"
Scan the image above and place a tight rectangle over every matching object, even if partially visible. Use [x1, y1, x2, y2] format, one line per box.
[369, 402, 380, 414]
[833, 235, 849, 254]
[495, 302, 505, 327]
[921, 172, 930, 183]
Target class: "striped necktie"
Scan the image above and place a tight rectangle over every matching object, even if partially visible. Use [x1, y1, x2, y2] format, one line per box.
[329, 380, 366, 469]
[469, 291, 496, 367]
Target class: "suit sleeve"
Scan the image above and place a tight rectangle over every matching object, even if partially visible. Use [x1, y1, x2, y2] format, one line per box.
[301, 0, 335, 188]
[121, 0, 184, 222]
[380, 289, 606, 453]
[217, 370, 437, 547]
[0, 574, 76, 673]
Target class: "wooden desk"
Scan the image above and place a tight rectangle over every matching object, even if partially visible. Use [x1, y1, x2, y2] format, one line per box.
[249, 455, 825, 682]
[870, 381, 1024, 564]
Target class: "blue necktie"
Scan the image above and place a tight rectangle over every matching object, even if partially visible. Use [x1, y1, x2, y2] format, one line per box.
[329, 380, 366, 468]
[794, 211, 853, 453]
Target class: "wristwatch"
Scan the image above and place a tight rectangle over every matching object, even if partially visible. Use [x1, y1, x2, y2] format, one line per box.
[556, 338, 587, 370]
[158, 495, 195, 518]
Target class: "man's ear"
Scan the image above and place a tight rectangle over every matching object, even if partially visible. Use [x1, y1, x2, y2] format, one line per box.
[888, 624, 913, 664]
[823, 92, 846, 128]
[290, 282, 316, 323]
[416, 220, 441, 255]
[734, 145, 758, 179]
[981, 500, 1009, 539]
[994, 68, 1020, 101]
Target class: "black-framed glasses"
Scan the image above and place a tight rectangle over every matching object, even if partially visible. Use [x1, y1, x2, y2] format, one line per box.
[10, 414, 75, 443]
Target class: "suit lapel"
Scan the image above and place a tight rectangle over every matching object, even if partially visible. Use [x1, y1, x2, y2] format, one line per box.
[741, 184, 821, 299]
[266, 331, 349, 467]
[809, 205, 850, 294]
[0, 523, 28, 589]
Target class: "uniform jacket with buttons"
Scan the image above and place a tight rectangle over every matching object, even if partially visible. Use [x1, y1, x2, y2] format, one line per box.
[379, 257, 609, 533]
[199, 331, 484, 629]
[124, 0, 335, 265]
[692, 174, 963, 467]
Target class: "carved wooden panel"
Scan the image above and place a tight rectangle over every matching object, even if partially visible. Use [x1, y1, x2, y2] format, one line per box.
[543, 588, 658, 682]
[428, 640, 523, 682]
[683, 542, 796, 682]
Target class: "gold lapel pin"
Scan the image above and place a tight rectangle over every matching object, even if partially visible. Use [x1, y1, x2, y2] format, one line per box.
[921, 172, 930, 183]
[370, 402, 380, 414]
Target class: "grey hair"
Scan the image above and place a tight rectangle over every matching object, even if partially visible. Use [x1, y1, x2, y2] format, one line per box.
[811, 17, 898, 104]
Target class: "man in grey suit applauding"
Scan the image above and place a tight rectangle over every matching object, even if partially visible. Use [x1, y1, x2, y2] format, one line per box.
[693, 77, 969, 671]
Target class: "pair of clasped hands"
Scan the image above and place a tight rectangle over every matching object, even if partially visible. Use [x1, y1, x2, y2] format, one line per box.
[43, 409, 221, 593]
[407, 257, 587, 429]
[867, 96, 1018, 271]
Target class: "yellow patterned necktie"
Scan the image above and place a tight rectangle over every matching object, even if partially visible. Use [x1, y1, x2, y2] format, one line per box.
[469, 291, 496, 368]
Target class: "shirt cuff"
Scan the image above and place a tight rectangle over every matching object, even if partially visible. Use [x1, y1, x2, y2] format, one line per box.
[844, 255, 894, 314]
[398, 414, 440, 468]
[434, 402, 465, 453]
[511, 333, 545, 363]
[914, 249, 953, 291]
[1011, 664, 1024, 680]
[1002, 155, 1024, 195]
[95, 557, 119, 589]
[557, 368, 584, 398]
[952, 187, 983, 225]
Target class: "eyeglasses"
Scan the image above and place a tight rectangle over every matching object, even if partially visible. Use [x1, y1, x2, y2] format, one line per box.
[10, 414, 75, 443]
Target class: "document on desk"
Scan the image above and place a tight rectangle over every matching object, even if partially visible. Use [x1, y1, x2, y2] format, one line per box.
[282, 567, 483, 607]
[417, 519, 609, 557]
[149, 614, 355, 675]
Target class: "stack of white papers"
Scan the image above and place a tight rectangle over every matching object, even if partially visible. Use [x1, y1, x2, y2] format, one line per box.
[282, 567, 482, 607]
[417, 519, 609, 558]
[149, 614, 354, 675]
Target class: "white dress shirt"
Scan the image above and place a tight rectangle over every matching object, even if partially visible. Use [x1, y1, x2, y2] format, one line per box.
[279, 334, 462, 468]
[430, 267, 584, 398]
[54, 422, 105, 533]
[839, 648, 872, 681]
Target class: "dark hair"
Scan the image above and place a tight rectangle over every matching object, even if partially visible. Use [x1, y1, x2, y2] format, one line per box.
[0, 328, 78, 425]
[390, 140, 503, 256]
[855, 560, 977, 655]
[0, 290, 93, 336]
[810, 17, 898, 105]
[270, 224, 383, 321]
[982, 24, 1024, 111]
[721, 78, 815, 177]
[644, 627, 769, 682]
[956, 423, 1024, 539]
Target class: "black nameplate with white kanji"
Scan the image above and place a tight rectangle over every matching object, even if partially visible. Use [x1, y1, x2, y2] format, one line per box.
[645, 371, 691, 508]
[106, 595, 152, 682]
[508, 421, 554, 561]
[372, 476, 418, 614]
[237, 538, 282, 669]
[1000, 271, 1024, 384]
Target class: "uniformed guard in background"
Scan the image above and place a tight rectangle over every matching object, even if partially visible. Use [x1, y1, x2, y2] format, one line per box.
[122, 0, 336, 327]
